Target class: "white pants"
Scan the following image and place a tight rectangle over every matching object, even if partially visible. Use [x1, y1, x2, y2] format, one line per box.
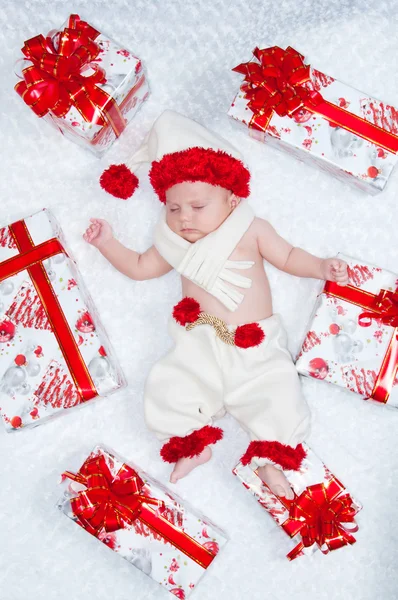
[144, 312, 310, 466]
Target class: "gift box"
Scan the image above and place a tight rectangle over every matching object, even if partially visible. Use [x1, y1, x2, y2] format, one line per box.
[57, 445, 228, 598]
[228, 46, 398, 194]
[0, 209, 126, 431]
[233, 443, 361, 560]
[296, 254, 398, 407]
[15, 14, 149, 156]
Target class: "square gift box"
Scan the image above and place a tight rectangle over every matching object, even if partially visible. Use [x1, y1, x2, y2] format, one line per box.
[228, 46, 398, 194]
[15, 14, 149, 156]
[296, 254, 398, 407]
[233, 443, 361, 560]
[57, 445, 228, 598]
[0, 209, 126, 431]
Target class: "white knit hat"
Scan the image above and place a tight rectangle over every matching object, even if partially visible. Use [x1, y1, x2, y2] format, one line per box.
[100, 109, 250, 202]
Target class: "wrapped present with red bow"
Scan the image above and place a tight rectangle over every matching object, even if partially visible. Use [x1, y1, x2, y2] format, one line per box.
[233, 443, 361, 560]
[14, 14, 149, 156]
[0, 209, 126, 432]
[58, 445, 228, 598]
[296, 254, 398, 408]
[228, 46, 398, 194]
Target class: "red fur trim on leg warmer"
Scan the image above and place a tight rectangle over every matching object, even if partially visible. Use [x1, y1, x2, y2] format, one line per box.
[240, 441, 306, 471]
[160, 425, 223, 463]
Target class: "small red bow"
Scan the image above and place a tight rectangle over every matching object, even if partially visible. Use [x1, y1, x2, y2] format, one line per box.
[358, 289, 398, 328]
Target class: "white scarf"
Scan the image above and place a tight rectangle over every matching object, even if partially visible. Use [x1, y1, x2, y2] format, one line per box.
[153, 200, 255, 311]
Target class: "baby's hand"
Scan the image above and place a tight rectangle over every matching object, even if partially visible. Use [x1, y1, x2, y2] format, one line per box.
[321, 258, 349, 286]
[83, 218, 113, 249]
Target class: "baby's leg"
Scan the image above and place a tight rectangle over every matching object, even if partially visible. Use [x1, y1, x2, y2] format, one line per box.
[224, 316, 310, 497]
[144, 316, 224, 482]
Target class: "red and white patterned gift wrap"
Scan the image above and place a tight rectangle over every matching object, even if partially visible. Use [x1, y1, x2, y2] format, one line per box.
[296, 254, 398, 407]
[228, 46, 398, 194]
[15, 14, 149, 157]
[233, 444, 361, 560]
[57, 445, 228, 598]
[0, 209, 126, 432]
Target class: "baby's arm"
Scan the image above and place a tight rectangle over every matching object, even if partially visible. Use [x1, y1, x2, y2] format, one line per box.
[255, 218, 348, 284]
[83, 218, 173, 281]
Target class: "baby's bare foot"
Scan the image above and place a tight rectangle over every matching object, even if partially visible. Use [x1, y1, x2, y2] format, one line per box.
[257, 463, 294, 499]
[170, 446, 212, 483]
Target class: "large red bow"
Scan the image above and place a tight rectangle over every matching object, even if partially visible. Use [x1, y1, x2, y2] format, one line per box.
[64, 455, 163, 535]
[282, 478, 359, 560]
[15, 14, 126, 136]
[233, 46, 398, 154]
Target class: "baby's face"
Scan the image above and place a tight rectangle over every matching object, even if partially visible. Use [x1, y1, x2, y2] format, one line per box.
[165, 181, 235, 242]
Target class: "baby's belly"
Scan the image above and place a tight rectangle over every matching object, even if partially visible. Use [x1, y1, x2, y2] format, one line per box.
[181, 263, 273, 326]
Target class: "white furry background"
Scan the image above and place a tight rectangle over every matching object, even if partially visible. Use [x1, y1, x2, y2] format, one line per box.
[1, 1, 398, 599]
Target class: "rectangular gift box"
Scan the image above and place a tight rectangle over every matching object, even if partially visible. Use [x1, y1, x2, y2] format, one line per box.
[57, 445, 228, 598]
[15, 14, 149, 156]
[0, 209, 126, 431]
[296, 254, 398, 408]
[228, 46, 398, 194]
[233, 443, 361, 560]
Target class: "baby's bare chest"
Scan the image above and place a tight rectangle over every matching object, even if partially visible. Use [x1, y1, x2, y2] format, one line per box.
[228, 227, 261, 263]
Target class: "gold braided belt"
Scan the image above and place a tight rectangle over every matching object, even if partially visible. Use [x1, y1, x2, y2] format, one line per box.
[173, 297, 266, 349]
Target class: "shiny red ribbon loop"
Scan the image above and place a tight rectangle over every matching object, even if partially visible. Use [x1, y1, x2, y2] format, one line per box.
[358, 289, 398, 328]
[15, 14, 126, 136]
[281, 478, 358, 560]
[63, 454, 217, 569]
[325, 280, 398, 403]
[233, 45, 398, 154]
[64, 455, 164, 534]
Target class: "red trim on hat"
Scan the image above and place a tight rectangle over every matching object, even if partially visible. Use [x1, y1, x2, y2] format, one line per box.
[160, 425, 223, 463]
[149, 147, 250, 203]
[240, 441, 306, 471]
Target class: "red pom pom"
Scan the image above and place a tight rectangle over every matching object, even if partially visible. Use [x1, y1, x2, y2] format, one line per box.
[234, 323, 265, 348]
[172, 297, 201, 326]
[99, 164, 139, 199]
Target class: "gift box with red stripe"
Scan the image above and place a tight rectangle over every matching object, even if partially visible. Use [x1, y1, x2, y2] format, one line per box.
[15, 14, 149, 156]
[296, 254, 398, 408]
[57, 445, 228, 598]
[228, 46, 398, 194]
[233, 444, 361, 560]
[0, 209, 126, 431]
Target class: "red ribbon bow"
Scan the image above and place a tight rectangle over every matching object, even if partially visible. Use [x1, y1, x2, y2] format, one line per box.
[64, 455, 163, 535]
[358, 289, 398, 328]
[63, 453, 217, 569]
[15, 14, 126, 136]
[233, 46, 398, 154]
[282, 478, 359, 560]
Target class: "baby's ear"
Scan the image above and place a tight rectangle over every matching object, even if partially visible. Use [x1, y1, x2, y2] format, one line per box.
[230, 194, 240, 210]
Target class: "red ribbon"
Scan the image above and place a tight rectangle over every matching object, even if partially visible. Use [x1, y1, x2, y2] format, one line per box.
[324, 280, 398, 403]
[64, 454, 217, 569]
[233, 46, 398, 154]
[15, 14, 126, 137]
[0, 218, 97, 402]
[280, 477, 359, 560]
